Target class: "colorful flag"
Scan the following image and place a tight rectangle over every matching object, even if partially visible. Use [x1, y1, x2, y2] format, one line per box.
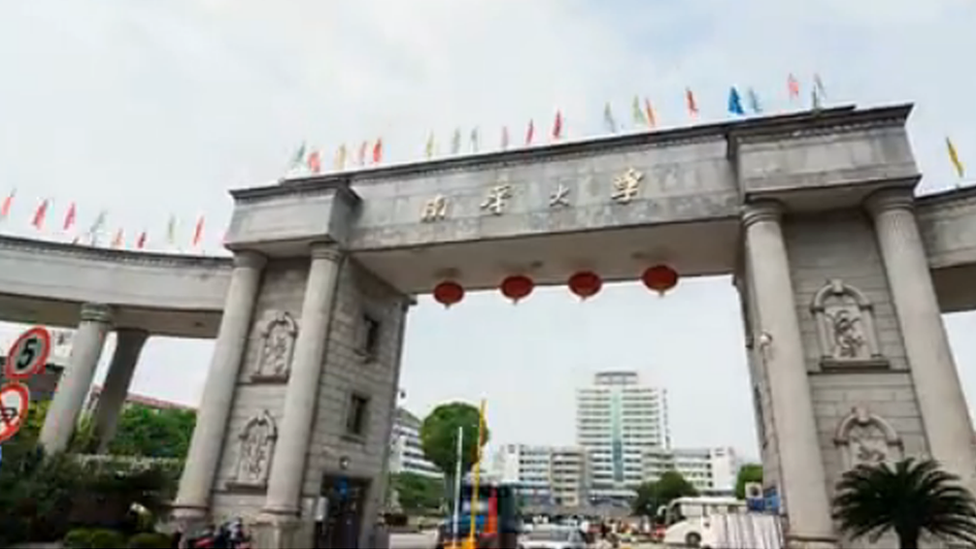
[551, 111, 563, 140]
[813, 73, 827, 100]
[603, 102, 617, 133]
[686, 88, 699, 117]
[63, 202, 77, 231]
[631, 96, 646, 126]
[111, 228, 123, 248]
[425, 132, 435, 159]
[470, 127, 480, 153]
[644, 99, 657, 129]
[525, 119, 535, 145]
[31, 199, 49, 230]
[501, 127, 510, 150]
[192, 216, 204, 247]
[747, 88, 763, 114]
[1, 190, 15, 219]
[89, 210, 107, 235]
[787, 73, 800, 100]
[166, 215, 176, 245]
[451, 129, 461, 154]
[357, 141, 367, 165]
[728, 87, 745, 116]
[136, 231, 147, 249]
[307, 150, 322, 174]
[947, 137, 965, 178]
[372, 138, 383, 164]
[290, 142, 306, 167]
[333, 144, 347, 171]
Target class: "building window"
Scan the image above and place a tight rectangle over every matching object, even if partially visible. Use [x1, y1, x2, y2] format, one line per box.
[346, 393, 370, 439]
[358, 314, 381, 360]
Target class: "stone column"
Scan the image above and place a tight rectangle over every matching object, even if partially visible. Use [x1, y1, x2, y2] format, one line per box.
[262, 243, 344, 518]
[92, 328, 150, 453]
[39, 302, 113, 453]
[173, 250, 266, 521]
[742, 201, 835, 548]
[866, 188, 976, 483]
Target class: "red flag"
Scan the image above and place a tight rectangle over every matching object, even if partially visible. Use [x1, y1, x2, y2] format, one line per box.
[63, 202, 77, 231]
[372, 138, 383, 164]
[525, 119, 535, 145]
[136, 231, 147, 249]
[111, 228, 124, 248]
[501, 127, 510, 150]
[551, 110, 563, 140]
[307, 150, 322, 174]
[788, 73, 800, 99]
[31, 199, 49, 229]
[686, 88, 699, 117]
[192, 216, 204, 247]
[357, 141, 368, 165]
[1, 190, 14, 219]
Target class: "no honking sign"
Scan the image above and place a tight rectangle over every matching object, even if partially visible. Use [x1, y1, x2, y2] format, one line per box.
[0, 382, 30, 444]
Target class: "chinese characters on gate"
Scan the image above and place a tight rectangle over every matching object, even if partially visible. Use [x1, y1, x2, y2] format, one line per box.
[419, 168, 644, 222]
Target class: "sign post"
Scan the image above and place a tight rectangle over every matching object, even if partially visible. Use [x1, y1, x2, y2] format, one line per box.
[4, 326, 52, 380]
[0, 381, 31, 444]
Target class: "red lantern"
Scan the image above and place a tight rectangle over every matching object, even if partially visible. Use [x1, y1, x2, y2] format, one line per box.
[500, 275, 534, 304]
[568, 271, 602, 301]
[433, 280, 464, 308]
[641, 265, 679, 296]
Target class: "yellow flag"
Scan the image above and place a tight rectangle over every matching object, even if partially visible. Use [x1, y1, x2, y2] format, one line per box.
[631, 95, 646, 125]
[333, 144, 347, 171]
[947, 137, 965, 178]
[425, 133, 435, 159]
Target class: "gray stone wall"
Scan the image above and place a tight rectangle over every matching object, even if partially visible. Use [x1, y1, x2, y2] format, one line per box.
[782, 211, 928, 497]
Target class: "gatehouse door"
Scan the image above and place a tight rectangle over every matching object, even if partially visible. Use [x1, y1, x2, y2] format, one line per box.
[316, 474, 370, 549]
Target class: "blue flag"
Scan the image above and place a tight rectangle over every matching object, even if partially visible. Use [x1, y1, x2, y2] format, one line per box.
[747, 88, 763, 114]
[728, 87, 745, 115]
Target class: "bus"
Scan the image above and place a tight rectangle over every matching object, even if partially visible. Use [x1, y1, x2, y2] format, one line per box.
[437, 482, 520, 549]
[659, 496, 783, 549]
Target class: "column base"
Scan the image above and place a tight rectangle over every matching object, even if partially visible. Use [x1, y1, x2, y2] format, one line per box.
[251, 512, 314, 549]
[786, 534, 838, 549]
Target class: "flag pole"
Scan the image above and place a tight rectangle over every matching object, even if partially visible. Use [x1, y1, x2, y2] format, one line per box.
[466, 399, 487, 549]
[452, 425, 464, 548]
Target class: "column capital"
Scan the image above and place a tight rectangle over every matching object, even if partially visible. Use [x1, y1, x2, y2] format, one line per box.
[309, 241, 342, 262]
[80, 303, 113, 324]
[234, 250, 267, 270]
[864, 187, 915, 217]
[741, 200, 785, 229]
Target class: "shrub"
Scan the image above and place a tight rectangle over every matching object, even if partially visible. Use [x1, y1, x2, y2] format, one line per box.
[89, 528, 126, 549]
[127, 532, 172, 548]
[63, 528, 93, 548]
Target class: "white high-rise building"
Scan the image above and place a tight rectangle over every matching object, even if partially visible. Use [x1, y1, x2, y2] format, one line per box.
[643, 446, 740, 496]
[576, 371, 670, 501]
[388, 408, 443, 479]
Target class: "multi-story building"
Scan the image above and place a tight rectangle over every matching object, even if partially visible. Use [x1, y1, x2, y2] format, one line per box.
[643, 446, 739, 496]
[491, 444, 589, 507]
[576, 371, 670, 501]
[388, 407, 443, 479]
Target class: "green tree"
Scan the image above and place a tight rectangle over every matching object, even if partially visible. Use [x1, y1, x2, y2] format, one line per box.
[107, 405, 196, 459]
[832, 458, 976, 549]
[391, 472, 444, 514]
[633, 471, 698, 518]
[420, 402, 489, 479]
[734, 463, 763, 499]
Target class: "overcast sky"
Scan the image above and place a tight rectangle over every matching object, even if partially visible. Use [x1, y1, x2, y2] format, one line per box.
[1, 0, 975, 462]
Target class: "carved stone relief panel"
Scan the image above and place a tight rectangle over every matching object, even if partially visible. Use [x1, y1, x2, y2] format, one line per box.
[251, 310, 298, 382]
[810, 279, 887, 369]
[834, 406, 903, 470]
[230, 410, 278, 489]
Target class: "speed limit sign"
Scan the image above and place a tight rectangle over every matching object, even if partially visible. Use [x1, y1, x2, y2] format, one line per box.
[4, 327, 51, 380]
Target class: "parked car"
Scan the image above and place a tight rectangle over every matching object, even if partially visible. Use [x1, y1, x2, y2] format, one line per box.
[518, 526, 586, 549]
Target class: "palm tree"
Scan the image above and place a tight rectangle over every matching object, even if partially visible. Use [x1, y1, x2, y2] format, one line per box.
[832, 457, 976, 548]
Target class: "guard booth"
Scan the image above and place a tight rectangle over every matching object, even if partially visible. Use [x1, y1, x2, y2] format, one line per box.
[441, 483, 520, 549]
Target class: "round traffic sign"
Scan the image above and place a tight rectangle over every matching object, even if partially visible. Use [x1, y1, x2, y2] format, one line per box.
[4, 327, 51, 380]
[0, 381, 30, 443]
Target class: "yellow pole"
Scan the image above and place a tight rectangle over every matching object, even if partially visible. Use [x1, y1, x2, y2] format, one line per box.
[466, 399, 487, 549]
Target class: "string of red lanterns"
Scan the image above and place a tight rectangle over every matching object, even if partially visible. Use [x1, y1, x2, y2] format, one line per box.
[431, 264, 679, 307]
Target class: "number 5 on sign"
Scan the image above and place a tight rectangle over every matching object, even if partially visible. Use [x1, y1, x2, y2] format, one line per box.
[4, 327, 51, 380]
